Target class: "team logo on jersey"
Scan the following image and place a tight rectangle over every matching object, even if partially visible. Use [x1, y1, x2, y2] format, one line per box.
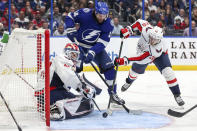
[82, 29, 101, 43]
[156, 48, 162, 53]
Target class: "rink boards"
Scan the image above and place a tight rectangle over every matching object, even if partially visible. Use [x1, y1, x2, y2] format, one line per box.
[50, 37, 197, 71]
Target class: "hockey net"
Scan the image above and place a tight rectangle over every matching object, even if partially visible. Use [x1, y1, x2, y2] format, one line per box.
[0, 28, 50, 128]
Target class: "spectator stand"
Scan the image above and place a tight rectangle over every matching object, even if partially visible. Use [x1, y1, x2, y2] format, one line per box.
[0, 0, 197, 37]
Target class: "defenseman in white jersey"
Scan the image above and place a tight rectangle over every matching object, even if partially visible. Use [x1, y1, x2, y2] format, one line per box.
[114, 19, 185, 106]
[36, 43, 101, 120]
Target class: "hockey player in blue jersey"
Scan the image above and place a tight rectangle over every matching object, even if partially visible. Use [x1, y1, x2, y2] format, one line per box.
[65, 0, 125, 105]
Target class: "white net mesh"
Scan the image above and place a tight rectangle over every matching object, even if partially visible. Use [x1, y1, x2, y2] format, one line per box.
[0, 28, 50, 128]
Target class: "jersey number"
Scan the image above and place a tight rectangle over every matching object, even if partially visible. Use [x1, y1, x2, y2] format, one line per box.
[142, 22, 149, 27]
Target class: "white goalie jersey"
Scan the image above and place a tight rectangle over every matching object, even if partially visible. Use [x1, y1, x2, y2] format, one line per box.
[50, 54, 81, 91]
[128, 19, 168, 65]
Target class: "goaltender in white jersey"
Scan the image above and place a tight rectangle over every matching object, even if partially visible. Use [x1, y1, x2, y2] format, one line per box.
[114, 19, 185, 107]
[36, 43, 101, 120]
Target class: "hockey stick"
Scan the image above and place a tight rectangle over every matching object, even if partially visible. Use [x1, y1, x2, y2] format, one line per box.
[74, 38, 114, 88]
[0, 91, 22, 131]
[74, 38, 141, 116]
[82, 73, 102, 95]
[168, 104, 197, 117]
[103, 39, 142, 117]
[92, 99, 101, 112]
[104, 39, 124, 117]
[5, 64, 34, 89]
[74, 71, 101, 112]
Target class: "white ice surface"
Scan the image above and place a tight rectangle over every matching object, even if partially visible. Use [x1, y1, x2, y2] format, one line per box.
[1, 71, 197, 131]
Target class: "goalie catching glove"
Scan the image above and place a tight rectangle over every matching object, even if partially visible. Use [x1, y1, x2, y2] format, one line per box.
[76, 82, 96, 99]
[114, 56, 129, 66]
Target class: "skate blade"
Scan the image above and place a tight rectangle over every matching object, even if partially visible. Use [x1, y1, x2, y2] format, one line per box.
[129, 110, 143, 115]
[110, 103, 122, 109]
[172, 106, 184, 110]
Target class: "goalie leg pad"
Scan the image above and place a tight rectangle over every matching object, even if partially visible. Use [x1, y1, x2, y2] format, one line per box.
[54, 96, 94, 120]
[50, 101, 65, 121]
[50, 87, 76, 105]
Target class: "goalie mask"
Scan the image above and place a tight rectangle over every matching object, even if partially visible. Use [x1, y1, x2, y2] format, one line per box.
[148, 26, 163, 45]
[64, 43, 80, 62]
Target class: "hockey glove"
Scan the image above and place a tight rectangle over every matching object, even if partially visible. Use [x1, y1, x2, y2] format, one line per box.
[114, 56, 129, 66]
[81, 82, 96, 99]
[84, 50, 95, 64]
[120, 26, 133, 39]
[66, 27, 78, 42]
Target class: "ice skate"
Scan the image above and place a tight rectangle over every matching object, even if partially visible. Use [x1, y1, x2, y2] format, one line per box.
[110, 92, 125, 105]
[174, 94, 185, 106]
[121, 82, 132, 92]
[121, 78, 132, 92]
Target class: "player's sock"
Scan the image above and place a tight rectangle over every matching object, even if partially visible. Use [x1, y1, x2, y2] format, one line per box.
[121, 78, 134, 92]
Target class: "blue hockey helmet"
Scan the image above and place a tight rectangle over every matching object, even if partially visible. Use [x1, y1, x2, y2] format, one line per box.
[95, 1, 109, 15]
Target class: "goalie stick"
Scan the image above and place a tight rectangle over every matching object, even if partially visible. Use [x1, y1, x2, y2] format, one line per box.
[0, 92, 22, 131]
[168, 104, 197, 117]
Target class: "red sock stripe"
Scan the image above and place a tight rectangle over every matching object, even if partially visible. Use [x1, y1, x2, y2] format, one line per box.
[167, 78, 177, 84]
[129, 74, 137, 79]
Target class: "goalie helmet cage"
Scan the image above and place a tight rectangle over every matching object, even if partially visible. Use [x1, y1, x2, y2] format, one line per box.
[0, 28, 50, 128]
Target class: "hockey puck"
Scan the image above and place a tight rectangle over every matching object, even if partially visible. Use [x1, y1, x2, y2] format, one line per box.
[102, 112, 108, 118]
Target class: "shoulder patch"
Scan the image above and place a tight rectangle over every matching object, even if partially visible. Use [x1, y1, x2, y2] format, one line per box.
[110, 20, 114, 27]
[83, 8, 91, 13]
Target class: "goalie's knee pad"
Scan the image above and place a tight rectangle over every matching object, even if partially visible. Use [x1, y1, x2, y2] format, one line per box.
[162, 67, 178, 87]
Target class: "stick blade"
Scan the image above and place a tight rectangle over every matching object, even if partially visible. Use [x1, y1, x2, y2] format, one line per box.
[168, 109, 184, 117]
[129, 110, 143, 115]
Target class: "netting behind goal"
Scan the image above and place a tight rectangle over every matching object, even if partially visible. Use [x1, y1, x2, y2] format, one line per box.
[0, 28, 50, 128]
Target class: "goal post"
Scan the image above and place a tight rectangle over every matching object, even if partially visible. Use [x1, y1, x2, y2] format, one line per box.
[0, 28, 50, 128]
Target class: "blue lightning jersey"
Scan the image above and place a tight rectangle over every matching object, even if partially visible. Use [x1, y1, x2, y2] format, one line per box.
[65, 8, 114, 54]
